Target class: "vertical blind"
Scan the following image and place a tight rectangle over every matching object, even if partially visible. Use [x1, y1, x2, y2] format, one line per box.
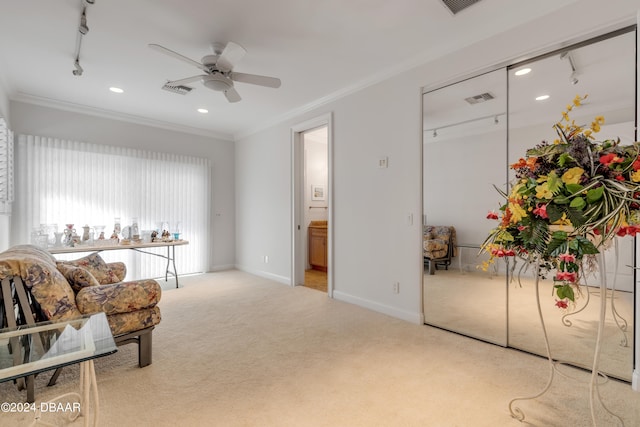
[0, 118, 13, 214]
[15, 135, 211, 280]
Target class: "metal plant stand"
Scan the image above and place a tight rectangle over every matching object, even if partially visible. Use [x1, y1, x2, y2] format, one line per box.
[560, 240, 628, 347]
[508, 255, 624, 426]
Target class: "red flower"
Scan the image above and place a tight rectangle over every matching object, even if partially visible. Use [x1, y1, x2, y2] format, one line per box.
[618, 225, 640, 237]
[600, 153, 624, 166]
[555, 300, 569, 309]
[558, 253, 576, 263]
[556, 271, 577, 282]
[532, 204, 548, 219]
[615, 174, 625, 181]
[486, 211, 499, 220]
[633, 157, 640, 171]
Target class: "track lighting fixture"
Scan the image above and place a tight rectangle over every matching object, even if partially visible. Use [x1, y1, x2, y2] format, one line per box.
[560, 51, 579, 85]
[494, 116, 499, 125]
[73, 2, 94, 76]
[433, 130, 438, 138]
[79, 9, 89, 35]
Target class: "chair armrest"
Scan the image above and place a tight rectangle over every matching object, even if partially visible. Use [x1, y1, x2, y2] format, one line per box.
[76, 279, 162, 316]
[105, 261, 127, 282]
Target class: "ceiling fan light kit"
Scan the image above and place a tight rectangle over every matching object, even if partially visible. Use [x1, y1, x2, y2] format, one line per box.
[202, 74, 232, 92]
[149, 41, 282, 103]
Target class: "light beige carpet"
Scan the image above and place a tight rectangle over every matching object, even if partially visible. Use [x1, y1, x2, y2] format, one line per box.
[2, 270, 640, 426]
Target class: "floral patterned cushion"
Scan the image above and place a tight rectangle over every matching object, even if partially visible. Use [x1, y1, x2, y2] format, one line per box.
[423, 225, 457, 259]
[76, 279, 161, 316]
[0, 245, 82, 321]
[59, 253, 125, 284]
[106, 306, 161, 336]
[56, 263, 101, 293]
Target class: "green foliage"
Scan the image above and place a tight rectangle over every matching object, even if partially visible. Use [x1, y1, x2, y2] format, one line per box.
[555, 284, 575, 302]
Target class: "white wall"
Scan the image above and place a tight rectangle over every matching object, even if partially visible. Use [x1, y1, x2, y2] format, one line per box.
[8, 101, 236, 271]
[235, 0, 640, 324]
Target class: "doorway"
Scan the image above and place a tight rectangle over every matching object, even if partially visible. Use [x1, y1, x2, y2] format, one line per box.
[291, 114, 332, 295]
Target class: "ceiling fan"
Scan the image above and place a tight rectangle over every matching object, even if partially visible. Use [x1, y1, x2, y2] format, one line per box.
[149, 41, 281, 103]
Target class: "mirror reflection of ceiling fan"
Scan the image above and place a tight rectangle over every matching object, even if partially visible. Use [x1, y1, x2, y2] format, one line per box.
[149, 41, 281, 103]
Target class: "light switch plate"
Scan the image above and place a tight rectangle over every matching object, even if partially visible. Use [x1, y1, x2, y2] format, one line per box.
[378, 157, 388, 168]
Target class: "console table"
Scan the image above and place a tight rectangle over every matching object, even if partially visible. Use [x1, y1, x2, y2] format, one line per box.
[0, 312, 117, 426]
[49, 240, 189, 288]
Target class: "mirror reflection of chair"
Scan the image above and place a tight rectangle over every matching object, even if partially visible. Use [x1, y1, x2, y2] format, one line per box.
[423, 225, 456, 275]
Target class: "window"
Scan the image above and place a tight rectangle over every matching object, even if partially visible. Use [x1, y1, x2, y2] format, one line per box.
[14, 135, 211, 279]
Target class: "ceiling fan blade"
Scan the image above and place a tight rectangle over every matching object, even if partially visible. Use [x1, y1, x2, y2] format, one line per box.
[166, 75, 205, 86]
[149, 44, 208, 72]
[230, 72, 281, 88]
[224, 87, 242, 103]
[216, 42, 247, 72]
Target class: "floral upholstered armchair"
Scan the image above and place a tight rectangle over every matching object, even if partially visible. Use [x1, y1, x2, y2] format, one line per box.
[423, 225, 456, 275]
[0, 244, 161, 401]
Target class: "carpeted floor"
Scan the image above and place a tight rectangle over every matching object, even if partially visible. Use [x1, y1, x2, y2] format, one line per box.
[2, 270, 639, 426]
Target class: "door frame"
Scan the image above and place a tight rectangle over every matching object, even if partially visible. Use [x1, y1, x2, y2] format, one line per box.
[291, 113, 333, 296]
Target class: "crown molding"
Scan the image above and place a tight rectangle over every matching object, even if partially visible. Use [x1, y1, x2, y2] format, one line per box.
[234, 48, 438, 141]
[12, 92, 235, 142]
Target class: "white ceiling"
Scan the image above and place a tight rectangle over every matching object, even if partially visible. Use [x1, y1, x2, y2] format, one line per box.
[423, 29, 636, 143]
[0, 0, 579, 140]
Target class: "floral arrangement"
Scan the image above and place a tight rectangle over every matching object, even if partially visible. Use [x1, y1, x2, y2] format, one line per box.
[481, 95, 640, 308]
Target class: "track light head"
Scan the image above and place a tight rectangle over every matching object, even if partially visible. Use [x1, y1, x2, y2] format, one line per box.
[79, 10, 89, 34]
[433, 130, 437, 138]
[570, 72, 579, 85]
[73, 60, 83, 76]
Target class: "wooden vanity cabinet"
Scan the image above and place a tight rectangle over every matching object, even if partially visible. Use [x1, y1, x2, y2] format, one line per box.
[308, 221, 327, 271]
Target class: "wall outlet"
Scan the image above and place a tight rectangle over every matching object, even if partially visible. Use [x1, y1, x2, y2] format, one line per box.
[378, 157, 388, 168]
[392, 282, 400, 294]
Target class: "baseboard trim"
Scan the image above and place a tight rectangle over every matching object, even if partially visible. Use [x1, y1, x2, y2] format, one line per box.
[235, 265, 291, 285]
[633, 369, 640, 391]
[208, 264, 235, 272]
[332, 290, 423, 324]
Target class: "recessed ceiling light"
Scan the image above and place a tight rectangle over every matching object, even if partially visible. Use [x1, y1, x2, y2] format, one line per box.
[514, 68, 531, 76]
[197, 108, 209, 114]
[536, 95, 550, 101]
[109, 87, 124, 93]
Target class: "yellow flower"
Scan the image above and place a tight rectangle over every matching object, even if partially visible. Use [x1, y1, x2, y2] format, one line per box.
[561, 167, 584, 185]
[583, 129, 593, 138]
[535, 182, 554, 199]
[553, 139, 562, 145]
[631, 170, 640, 182]
[552, 212, 573, 226]
[562, 111, 570, 122]
[508, 201, 528, 223]
[566, 104, 573, 111]
[573, 94, 587, 106]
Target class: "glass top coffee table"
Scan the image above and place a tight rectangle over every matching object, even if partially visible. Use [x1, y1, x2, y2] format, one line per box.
[0, 312, 117, 426]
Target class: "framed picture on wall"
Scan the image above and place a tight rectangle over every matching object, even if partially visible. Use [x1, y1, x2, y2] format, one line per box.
[311, 184, 325, 201]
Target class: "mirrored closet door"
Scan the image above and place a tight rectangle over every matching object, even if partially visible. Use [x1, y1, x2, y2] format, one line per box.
[423, 69, 508, 346]
[423, 27, 636, 381]
[506, 28, 636, 381]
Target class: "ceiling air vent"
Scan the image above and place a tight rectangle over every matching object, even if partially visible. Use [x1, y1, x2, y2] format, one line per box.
[161, 82, 193, 95]
[441, 0, 482, 15]
[464, 92, 495, 105]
